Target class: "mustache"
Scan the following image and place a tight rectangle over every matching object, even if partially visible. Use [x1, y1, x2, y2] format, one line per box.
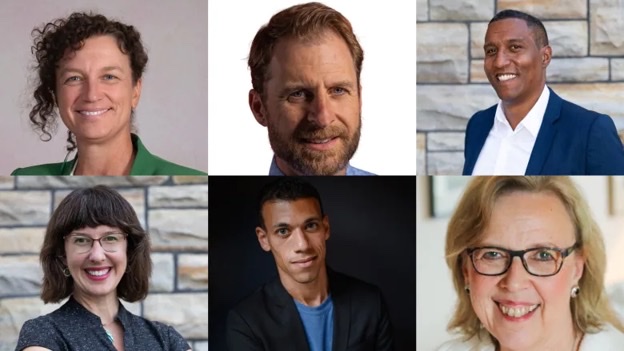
[294, 124, 347, 140]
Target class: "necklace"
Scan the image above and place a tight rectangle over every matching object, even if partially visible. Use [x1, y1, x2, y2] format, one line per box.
[102, 321, 114, 344]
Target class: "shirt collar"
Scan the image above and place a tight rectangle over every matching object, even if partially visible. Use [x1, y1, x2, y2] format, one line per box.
[268, 155, 372, 175]
[493, 85, 550, 137]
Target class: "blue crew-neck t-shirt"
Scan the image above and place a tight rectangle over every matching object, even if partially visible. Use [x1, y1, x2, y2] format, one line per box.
[294, 295, 334, 351]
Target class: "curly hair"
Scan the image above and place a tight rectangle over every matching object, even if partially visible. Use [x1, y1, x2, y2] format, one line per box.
[248, 2, 363, 99]
[30, 12, 148, 152]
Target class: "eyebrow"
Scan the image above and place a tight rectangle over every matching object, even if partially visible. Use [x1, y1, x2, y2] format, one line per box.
[278, 80, 356, 97]
[58, 66, 124, 76]
[478, 242, 560, 249]
[70, 230, 120, 237]
[270, 216, 322, 229]
[484, 38, 527, 48]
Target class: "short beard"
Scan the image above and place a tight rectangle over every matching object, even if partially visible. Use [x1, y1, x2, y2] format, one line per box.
[267, 117, 361, 175]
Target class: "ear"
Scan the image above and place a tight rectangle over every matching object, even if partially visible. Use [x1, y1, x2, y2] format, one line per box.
[249, 89, 268, 127]
[462, 254, 471, 286]
[541, 45, 552, 68]
[132, 78, 143, 109]
[256, 226, 271, 252]
[571, 250, 585, 283]
[323, 215, 330, 241]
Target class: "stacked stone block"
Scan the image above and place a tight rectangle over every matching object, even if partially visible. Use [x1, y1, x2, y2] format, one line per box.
[0, 176, 208, 351]
[417, 0, 624, 174]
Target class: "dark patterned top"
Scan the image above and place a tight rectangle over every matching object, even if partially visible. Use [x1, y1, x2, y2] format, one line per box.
[15, 296, 191, 351]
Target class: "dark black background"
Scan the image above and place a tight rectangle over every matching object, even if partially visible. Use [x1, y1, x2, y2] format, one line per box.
[208, 176, 416, 350]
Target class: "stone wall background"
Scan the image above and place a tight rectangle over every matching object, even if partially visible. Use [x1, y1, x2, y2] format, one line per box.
[417, 0, 624, 174]
[0, 176, 208, 351]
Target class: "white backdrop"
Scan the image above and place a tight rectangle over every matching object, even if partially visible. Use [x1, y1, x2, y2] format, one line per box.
[207, 0, 417, 175]
[416, 176, 624, 350]
[0, 0, 208, 174]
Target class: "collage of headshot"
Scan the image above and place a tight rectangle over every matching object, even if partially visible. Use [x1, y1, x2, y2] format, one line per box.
[0, 0, 623, 351]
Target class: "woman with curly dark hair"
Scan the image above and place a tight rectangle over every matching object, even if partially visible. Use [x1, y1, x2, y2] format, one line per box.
[11, 12, 206, 176]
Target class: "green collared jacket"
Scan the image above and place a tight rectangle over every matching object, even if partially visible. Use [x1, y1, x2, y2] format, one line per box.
[11, 134, 207, 176]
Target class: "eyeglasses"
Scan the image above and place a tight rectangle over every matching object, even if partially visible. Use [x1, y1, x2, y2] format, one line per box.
[64, 232, 127, 254]
[466, 243, 579, 277]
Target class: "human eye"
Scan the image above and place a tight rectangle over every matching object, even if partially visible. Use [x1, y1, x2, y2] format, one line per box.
[275, 227, 290, 236]
[305, 221, 319, 231]
[64, 76, 82, 84]
[484, 47, 497, 56]
[510, 44, 522, 52]
[478, 249, 505, 260]
[287, 90, 308, 101]
[330, 87, 348, 96]
[531, 249, 556, 261]
[102, 234, 120, 242]
[102, 74, 118, 81]
[72, 236, 91, 245]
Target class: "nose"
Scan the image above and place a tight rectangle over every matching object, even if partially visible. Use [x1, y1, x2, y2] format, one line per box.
[307, 93, 335, 128]
[493, 50, 510, 68]
[499, 257, 530, 291]
[87, 240, 107, 262]
[82, 78, 102, 102]
[291, 227, 311, 252]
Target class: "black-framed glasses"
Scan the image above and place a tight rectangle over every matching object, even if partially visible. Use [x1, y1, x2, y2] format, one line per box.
[64, 232, 127, 254]
[466, 242, 579, 277]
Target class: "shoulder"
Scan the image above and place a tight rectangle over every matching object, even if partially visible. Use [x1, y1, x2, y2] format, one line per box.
[11, 162, 65, 175]
[132, 134, 207, 175]
[347, 165, 375, 176]
[16, 315, 60, 350]
[554, 92, 612, 125]
[467, 104, 497, 129]
[581, 324, 624, 349]
[123, 312, 190, 349]
[435, 332, 495, 351]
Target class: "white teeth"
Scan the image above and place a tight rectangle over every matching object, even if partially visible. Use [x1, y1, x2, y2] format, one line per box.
[309, 139, 331, 144]
[498, 74, 517, 81]
[86, 268, 110, 276]
[499, 303, 538, 318]
[80, 109, 108, 116]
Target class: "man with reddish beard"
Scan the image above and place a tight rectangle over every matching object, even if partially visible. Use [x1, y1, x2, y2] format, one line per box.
[226, 178, 393, 350]
[247, 2, 373, 176]
[463, 9, 624, 175]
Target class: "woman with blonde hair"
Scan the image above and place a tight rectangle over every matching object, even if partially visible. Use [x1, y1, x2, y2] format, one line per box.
[437, 176, 624, 350]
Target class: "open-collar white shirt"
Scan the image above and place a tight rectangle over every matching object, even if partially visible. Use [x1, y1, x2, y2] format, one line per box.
[472, 85, 550, 175]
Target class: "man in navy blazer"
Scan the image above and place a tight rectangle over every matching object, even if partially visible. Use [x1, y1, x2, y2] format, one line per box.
[463, 9, 624, 175]
[226, 178, 394, 350]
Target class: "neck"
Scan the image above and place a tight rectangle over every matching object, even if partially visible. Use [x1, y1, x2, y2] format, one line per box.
[280, 266, 329, 307]
[497, 324, 581, 351]
[275, 157, 347, 176]
[501, 83, 545, 131]
[72, 292, 120, 325]
[74, 133, 134, 175]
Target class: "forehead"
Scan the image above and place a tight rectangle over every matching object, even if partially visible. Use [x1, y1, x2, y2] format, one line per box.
[58, 35, 129, 68]
[485, 18, 535, 43]
[481, 190, 575, 247]
[265, 30, 356, 87]
[262, 198, 322, 224]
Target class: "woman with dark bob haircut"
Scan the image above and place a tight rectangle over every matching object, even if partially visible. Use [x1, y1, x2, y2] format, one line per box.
[16, 185, 192, 351]
[11, 12, 206, 176]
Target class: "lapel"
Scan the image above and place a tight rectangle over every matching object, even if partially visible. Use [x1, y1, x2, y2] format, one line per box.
[268, 278, 311, 351]
[329, 269, 350, 351]
[464, 105, 496, 175]
[525, 88, 562, 175]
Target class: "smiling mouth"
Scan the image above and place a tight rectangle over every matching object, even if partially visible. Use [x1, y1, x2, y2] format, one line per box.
[497, 74, 518, 82]
[77, 108, 110, 116]
[497, 302, 540, 318]
[85, 268, 111, 276]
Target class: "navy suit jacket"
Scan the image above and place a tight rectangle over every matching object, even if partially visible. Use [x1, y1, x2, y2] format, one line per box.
[226, 269, 394, 351]
[463, 88, 624, 175]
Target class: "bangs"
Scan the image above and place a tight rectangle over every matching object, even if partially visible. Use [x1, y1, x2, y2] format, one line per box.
[53, 186, 139, 237]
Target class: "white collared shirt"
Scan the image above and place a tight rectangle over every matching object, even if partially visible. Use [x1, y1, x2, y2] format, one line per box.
[472, 85, 550, 175]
